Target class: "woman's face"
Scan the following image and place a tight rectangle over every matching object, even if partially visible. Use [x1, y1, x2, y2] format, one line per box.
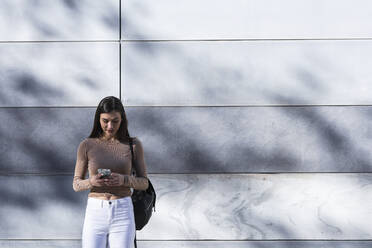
[99, 111, 122, 138]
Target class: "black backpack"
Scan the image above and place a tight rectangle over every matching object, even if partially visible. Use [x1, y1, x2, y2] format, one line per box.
[129, 138, 156, 247]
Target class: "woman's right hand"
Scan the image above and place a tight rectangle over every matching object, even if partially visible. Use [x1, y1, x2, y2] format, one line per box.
[89, 174, 107, 187]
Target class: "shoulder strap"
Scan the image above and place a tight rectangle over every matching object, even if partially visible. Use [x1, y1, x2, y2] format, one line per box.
[129, 138, 138, 248]
[129, 137, 136, 176]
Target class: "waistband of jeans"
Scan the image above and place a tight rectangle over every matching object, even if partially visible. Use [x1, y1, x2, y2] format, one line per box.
[87, 196, 132, 208]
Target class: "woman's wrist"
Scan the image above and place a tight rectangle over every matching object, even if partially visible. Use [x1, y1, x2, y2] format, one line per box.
[121, 174, 129, 186]
[86, 177, 93, 189]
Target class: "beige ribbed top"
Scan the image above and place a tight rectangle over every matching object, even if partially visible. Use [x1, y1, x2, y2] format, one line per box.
[72, 137, 149, 200]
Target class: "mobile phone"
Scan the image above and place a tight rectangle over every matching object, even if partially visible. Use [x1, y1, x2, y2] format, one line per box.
[98, 168, 111, 179]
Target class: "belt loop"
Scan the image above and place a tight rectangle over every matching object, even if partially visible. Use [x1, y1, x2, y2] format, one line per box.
[101, 200, 103, 208]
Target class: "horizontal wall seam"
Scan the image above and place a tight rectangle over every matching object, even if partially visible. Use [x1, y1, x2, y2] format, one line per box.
[1, 239, 372, 242]
[0, 40, 119, 43]
[2, 104, 372, 108]
[121, 104, 372, 107]
[1, 172, 372, 176]
[2, 38, 372, 44]
[121, 38, 372, 42]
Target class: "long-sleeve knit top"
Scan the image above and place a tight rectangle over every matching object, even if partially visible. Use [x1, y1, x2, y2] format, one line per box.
[73, 137, 149, 200]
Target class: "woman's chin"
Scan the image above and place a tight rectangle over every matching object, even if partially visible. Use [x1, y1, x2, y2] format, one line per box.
[104, 132, 116, 138]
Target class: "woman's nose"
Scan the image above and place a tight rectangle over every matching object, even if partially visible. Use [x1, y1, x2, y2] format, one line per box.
[108, 122, 113, 129]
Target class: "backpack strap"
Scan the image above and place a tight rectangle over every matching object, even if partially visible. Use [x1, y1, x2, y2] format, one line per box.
[129, 137, 136, 176]
[134, 233, 137, 248]
[129, 137, 137, 248]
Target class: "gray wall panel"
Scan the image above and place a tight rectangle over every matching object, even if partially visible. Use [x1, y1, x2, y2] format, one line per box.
[122, 40, 372, 106]
[128, 106, 372, 173]
[0, 108, 95, 173]
[122, 0, 372, 40]
[0, 0, 119, 41]
[0, 175, 86, 239]
[1, 174, 371, 239]
[2, 106, 372, 173]
[1, 240, 372, 248]
[0, 43, 119, 107]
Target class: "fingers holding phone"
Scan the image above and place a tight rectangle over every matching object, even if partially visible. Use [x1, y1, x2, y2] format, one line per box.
[90, 168, 112, 187]
[89, 169, 126, 187]
[106, 172, 125, 187]
[89, 173, 107, 187]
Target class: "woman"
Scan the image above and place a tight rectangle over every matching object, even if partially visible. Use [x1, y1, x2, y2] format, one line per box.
[73, 96, 149, 248]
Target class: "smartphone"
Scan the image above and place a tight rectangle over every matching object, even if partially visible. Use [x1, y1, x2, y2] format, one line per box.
[98, 168, 111, 179]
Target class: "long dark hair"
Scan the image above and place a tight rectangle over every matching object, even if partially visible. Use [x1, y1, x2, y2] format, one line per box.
[89, 96, 131, 143]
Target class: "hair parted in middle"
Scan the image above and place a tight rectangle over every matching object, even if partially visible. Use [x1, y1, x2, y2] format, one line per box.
[89, 96, 131, 143]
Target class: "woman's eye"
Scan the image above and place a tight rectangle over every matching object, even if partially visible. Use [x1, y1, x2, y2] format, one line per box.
[102, 120, 119, 124]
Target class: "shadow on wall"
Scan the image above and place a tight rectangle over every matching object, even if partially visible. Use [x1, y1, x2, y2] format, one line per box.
[0, 0, 372, 240]
[122, 2, 372, 171]
[0, 0, 112, 228]
[0, 0, 118, 233]
[0, 107, 95, 236]
[0, 0, 118, 40]
[128, 105, 372, 173]
[124, 42, 372, 173]
[121, 4, 372, 239]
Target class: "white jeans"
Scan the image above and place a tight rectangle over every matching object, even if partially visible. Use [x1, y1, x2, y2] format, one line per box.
[82, 197, 136, 248]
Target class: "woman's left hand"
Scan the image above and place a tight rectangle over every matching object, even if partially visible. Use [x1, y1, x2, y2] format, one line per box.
[105, 172, 125, 186]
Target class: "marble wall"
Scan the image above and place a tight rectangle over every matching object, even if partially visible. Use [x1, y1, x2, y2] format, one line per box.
[2, 174, 372, 240]
[1, 0, 372, 247]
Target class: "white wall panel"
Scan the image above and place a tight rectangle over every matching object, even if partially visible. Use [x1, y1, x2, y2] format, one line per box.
[140, 174, 372, 240]
[0, 43, 119, 106]
[122, 40, 372, 106]
[122, 0, 372, 40]
[0, 240, 371, 248]
[1, 174, 371, 239]
[0, 0, 119, 41]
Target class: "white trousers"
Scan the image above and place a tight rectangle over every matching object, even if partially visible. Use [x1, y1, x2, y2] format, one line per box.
[82, 197, 136, 248]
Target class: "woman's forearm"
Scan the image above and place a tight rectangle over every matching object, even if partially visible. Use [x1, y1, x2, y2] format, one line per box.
[73, 176, 93, 192]
[122, 175, 149, 191]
